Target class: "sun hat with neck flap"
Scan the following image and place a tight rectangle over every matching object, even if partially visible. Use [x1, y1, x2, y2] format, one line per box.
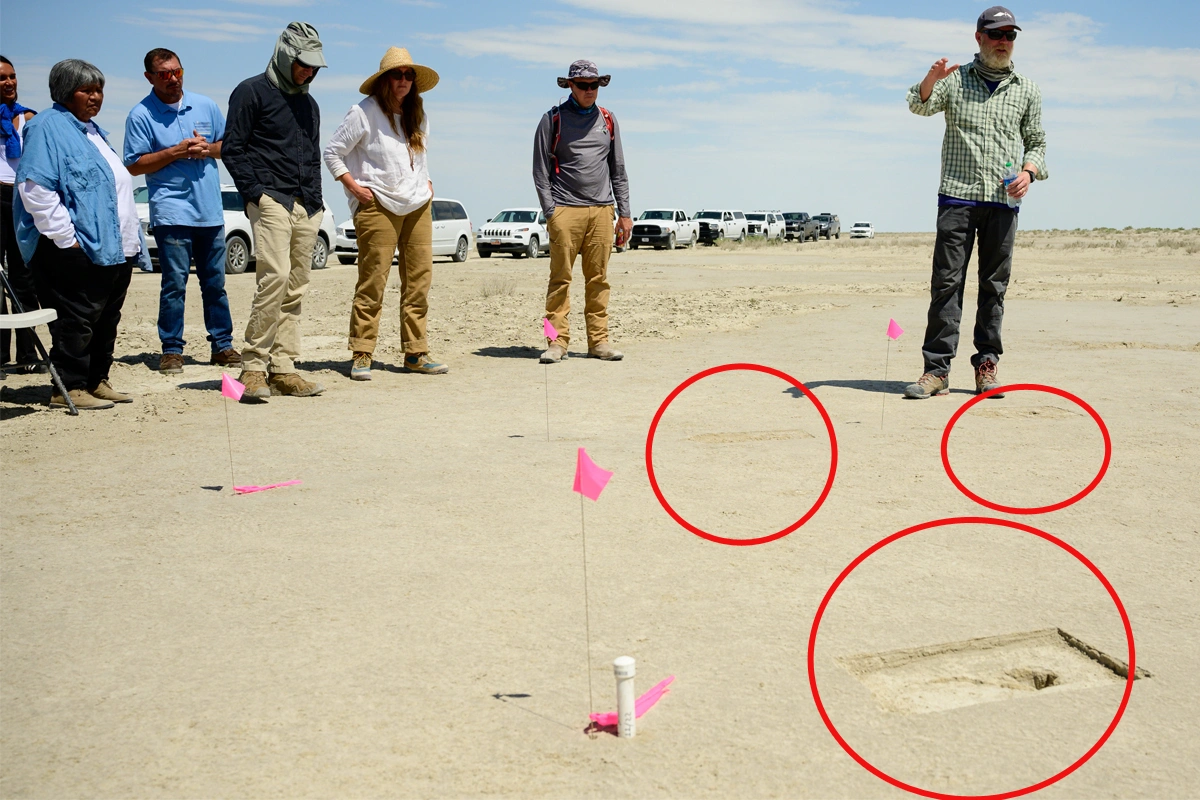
[359, 47, 439, 95]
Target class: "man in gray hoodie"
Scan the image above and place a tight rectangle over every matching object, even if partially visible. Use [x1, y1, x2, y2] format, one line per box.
[532, 60, 631, 364]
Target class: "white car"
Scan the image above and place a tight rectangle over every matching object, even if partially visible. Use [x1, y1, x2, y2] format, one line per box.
[849, 221, 875, 239]
[746, 211, 786, 240]
[334, 198, 473, 265]
[476, 208, 549, 259]
[135, 184, 337, 274]
[630, 209, 699, 250]
[693, 210, 748, 244]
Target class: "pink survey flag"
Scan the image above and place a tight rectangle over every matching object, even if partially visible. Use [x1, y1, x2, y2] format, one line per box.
[589, 676, 674, 727]
[886, 318, 904, 340]
[221, 372, 245, 401]
[543, 317, 558, 340]
[234, 480, 302, 495]
[573, 447, 613, 501]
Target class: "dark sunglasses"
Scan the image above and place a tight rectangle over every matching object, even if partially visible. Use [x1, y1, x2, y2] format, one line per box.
[389, 69, 417, 81]
[572, 80, 600, 91]
[984, 30, 1018, 41]
[152, 68, 184, 81]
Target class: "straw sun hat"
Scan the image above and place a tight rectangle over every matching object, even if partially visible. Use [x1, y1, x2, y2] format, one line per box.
[359, 47, 439, 95]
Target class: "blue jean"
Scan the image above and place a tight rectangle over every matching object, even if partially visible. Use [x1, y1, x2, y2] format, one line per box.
[154, 225, 234, 354]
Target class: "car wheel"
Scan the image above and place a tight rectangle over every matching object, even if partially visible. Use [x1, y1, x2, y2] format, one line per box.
[526, 237, 539, 259]
[311, 234, 329, 269]
[477, 250, 491, 258]
[452, 236, 469, 263]
[666, 231, 676, 250]
[337, 255, 357, 265]
[835, 232, 840, 240]
[736, 230, 745, 242]
[630, 244, 639, 250]
[225, 233, 251, 274]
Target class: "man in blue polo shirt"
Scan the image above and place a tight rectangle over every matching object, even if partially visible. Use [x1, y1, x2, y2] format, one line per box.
[125, 47, 240, 375]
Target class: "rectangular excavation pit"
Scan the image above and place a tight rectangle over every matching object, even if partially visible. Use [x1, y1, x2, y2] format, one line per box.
[837, 628, 1151, 715]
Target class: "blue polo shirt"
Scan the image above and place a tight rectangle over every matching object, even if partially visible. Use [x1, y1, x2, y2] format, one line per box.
[123, 90, 225, 228]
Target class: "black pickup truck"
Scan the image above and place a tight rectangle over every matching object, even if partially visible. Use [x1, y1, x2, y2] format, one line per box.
[813, 212, 841, 240]
[783, 212, 819, 242]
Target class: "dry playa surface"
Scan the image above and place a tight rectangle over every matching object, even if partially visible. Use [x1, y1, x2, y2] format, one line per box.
[2, 230, 1199, 798]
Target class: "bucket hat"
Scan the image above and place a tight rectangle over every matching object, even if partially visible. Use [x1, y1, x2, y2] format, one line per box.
[359, 47, 439, 95]
[557, 60, 611, 89]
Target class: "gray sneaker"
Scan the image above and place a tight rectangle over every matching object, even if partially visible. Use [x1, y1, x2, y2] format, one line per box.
[904, 372, 949, 399]
[975, 361, 1005, 397]
[540, 344, 567, 364]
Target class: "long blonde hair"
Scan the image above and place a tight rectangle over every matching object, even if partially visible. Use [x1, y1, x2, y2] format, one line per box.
[373, 75, 425, 152]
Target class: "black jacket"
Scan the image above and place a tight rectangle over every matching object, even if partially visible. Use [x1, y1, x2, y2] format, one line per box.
[223, 73, 322, 216]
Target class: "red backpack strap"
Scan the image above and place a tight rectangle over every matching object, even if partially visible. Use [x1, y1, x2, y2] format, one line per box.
[599, 106, 614, 141]
[549, 106, 561, 175]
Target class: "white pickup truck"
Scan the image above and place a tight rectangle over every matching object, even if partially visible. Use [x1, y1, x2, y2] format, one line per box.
[630, 209, 699, 250]
[694, 210, 748, 245]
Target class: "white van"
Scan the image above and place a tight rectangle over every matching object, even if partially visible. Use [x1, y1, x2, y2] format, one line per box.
[334, 197, 472, 264]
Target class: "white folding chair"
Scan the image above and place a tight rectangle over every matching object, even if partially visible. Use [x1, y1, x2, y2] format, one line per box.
[0, 269, 76, 415]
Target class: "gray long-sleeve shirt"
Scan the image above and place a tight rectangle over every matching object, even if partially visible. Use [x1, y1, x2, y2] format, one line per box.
[532, 100, 630, 219]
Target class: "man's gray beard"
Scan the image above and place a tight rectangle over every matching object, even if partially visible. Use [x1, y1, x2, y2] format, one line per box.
[979, 48, 1012, 70]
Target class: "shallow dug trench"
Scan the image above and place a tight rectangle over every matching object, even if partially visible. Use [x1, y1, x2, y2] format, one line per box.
[838, 628, 1152, 714]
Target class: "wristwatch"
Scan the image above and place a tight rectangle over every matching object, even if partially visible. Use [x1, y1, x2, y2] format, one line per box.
[1024, 169, 1036, 182]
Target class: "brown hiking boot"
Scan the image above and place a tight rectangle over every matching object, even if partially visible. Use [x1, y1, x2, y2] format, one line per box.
[238, 370, 271, 402]
[269, 372, 326, 397]
[587, 342, 624, 361]
[159, 353, 184, 374]
[350, 351, 373, 381]
[975, 361, 1005, 397]
[540, 344, 567, 364]
[90, 379, 132, 403]
[211, 348, 243, 366]
[904, 372, 950, 399]
[51, 389, 114, 410]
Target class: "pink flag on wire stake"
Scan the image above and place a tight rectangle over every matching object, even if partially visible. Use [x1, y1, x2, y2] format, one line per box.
[573, 448, 613, 501]
[886, 319, 904, 340]
[221, 372, 245, 401]
[234, 480, 302, 495]
[543, 317, 559, 341]
[589, 676, 674, 727]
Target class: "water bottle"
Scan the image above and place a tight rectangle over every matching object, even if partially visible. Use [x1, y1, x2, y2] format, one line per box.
[1002, 161, 1021, 208]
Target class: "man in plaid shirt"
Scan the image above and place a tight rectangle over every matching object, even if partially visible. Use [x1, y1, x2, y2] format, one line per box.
[904, 5, 1047, 399]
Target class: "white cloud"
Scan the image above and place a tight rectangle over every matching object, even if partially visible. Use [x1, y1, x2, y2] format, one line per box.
[121, 10, 280, 42]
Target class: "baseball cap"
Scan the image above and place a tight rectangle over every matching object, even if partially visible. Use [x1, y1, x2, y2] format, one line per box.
[977, 6, 1021, 31]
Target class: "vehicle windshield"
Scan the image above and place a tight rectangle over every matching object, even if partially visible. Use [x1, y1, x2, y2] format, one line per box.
[639, 211, 673, 220]
[695, 211, 721, 219]
[782, 213, 804, 221]
[854, 222, 871, 227]
[492, 210, 537, 223]
[134, 186, 149, 203]
[814, 215, 831, 222]
[222, 191, 245, 212]
[746, 213, 766, 221]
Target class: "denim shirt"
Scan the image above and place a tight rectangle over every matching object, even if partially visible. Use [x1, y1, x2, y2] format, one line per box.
[13, 104, 127, 266]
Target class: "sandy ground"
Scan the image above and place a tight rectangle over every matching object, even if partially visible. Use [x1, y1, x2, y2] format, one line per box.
[2, 230, 1198, 798]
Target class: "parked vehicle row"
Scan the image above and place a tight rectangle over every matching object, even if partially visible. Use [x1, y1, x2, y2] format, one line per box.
[135, 184, 338, 275]
[630, 209, 699, 250]
[335, 198, 474, 265]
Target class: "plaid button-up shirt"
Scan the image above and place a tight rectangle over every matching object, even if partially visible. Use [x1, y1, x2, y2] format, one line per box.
[908, 62, 1048, 204]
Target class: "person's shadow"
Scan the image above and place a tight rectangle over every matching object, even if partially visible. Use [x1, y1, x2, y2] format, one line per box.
[784, 379, 974, 398]
[473, 346, 540, 360]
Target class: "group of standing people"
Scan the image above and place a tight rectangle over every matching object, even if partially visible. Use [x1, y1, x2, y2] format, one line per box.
[2, 5, 1047, 412]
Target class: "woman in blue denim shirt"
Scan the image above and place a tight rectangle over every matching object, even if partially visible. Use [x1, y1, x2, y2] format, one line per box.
[14, 59, 142, 410]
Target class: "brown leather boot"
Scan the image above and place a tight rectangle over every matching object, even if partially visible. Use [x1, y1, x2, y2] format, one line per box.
[90, 380, 132, 403]
[51, 389, 114, 410]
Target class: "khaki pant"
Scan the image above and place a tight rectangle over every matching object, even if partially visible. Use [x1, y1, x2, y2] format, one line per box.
[349, 199, 433, 354]
[545, 204, 614, 349]
[242, 195, 321, 373]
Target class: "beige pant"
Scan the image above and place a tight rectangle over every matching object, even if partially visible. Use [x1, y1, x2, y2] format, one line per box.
[349, 199, 433, 354]
[545, 204, 614, 349]
[242, 195, 321, 373]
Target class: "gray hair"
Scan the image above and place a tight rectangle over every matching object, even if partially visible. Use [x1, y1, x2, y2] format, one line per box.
[48, 59, 105, 105]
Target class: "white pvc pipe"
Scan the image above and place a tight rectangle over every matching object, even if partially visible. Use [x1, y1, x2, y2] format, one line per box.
[613, 656, 636, 738]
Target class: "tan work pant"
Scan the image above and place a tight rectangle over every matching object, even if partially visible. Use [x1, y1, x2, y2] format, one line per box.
[349, 199, 433, 354]
[545, 204, 614, 349]
[242, 195, 321, 373]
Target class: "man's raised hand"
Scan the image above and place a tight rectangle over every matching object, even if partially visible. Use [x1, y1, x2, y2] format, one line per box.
[920, 57, 959, 102]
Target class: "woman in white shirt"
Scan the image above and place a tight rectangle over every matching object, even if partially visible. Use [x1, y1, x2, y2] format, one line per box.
[323, 47, 447, 381]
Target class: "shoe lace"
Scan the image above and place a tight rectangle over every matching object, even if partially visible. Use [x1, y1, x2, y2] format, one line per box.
[978, 362, 998, 378]
[353, 352, 371, 367]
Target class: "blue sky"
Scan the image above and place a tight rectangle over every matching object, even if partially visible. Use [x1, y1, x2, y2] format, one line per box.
[3, 0, 1198, 231]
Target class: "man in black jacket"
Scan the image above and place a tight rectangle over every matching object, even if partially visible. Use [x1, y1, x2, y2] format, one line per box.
[223, 22, 327, 401]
